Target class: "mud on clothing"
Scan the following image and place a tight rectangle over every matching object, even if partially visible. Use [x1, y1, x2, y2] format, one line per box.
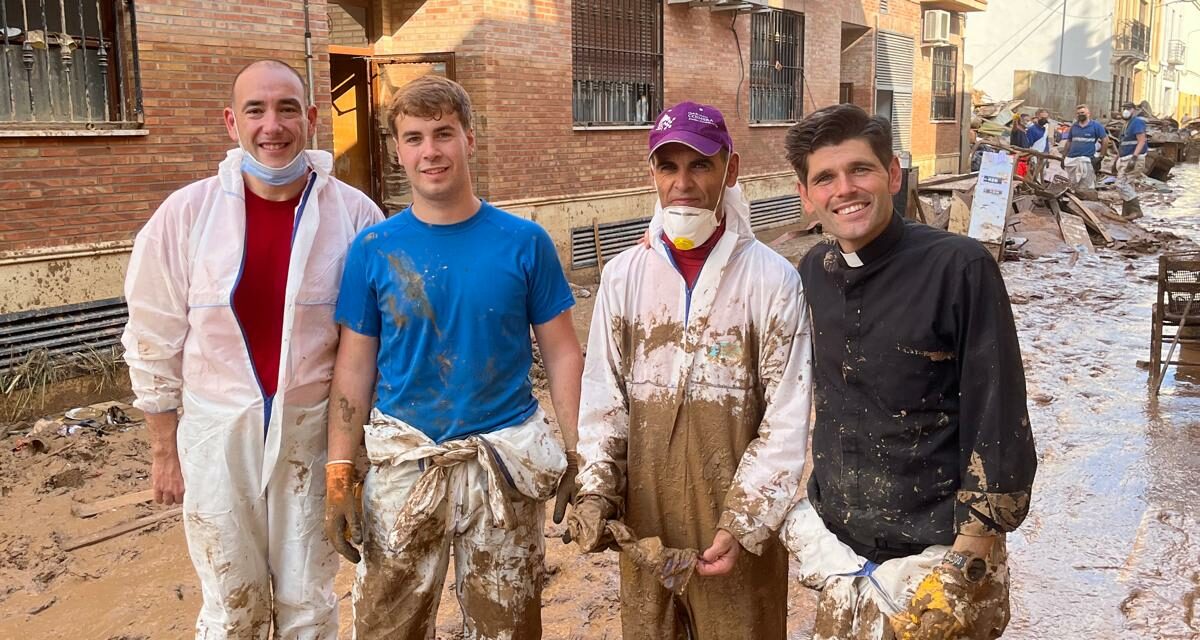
[334, 202, 574, 443]
[577, 185, 814, 639]
[798, 213, 1036, 564]
[352, 408, 565, 640]
[782, 500, 1010, 640]
[122, 149, 384, 638]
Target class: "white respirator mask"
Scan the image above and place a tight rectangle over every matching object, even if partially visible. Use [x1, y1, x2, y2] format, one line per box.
[1122, 109, 1133, 119]
[660, 154, 732, 251]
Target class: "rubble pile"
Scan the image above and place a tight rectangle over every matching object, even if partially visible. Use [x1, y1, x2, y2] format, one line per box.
[917, 152, 1184, 260]
[927, 99, 1200, 260]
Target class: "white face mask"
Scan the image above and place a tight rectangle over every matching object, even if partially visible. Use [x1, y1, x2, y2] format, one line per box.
[1122, 109, 1133, 119]
[234, 120, 310, 186]
[660, 154, 732, 251]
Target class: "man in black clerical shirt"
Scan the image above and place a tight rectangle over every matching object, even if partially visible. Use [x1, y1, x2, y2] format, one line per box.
[778, 104, 1037, 640]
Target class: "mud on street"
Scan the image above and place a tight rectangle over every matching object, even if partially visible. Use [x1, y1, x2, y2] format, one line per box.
[2, 169, 1199, 639]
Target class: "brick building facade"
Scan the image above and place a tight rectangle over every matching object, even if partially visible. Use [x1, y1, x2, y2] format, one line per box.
[0, 0, 981, 345]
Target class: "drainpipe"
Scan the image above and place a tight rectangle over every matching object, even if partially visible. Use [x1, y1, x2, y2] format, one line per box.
[303, 0, 317, 148]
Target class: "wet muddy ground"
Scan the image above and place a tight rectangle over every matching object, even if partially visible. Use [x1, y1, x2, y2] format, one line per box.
[2, 169, 1199, 638]
[998, 167, 1200, 639]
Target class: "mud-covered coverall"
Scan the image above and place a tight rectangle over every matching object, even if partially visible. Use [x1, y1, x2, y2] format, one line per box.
[122, 149, 382, 638]
[351, 408, 565, 640]
[576, 185, 813, 639]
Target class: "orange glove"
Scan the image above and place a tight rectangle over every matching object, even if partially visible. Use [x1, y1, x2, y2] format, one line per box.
[324, 460, 363, 563]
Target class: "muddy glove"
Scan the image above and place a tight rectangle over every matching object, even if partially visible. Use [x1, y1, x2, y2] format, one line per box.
[892, 562, 981, 640]
[565, 495, 618, 552]
[324, 460, 363, 564]
[552, 450, 580, 525]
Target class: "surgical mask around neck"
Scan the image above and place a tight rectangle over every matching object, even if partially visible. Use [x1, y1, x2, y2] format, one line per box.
[235, 122, 310, 186]
[660, 155, 731, 251]
[1122, 109, 1133, 119]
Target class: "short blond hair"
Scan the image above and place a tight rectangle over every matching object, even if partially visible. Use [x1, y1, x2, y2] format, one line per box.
[386, 76, 473, 139]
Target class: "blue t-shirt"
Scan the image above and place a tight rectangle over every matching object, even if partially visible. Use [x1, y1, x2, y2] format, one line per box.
[1064, 121, 1107, 158]
[1025, 122, 1047, 151]
[1119, 116, 1147, 157]
[334, 202, 575, 443]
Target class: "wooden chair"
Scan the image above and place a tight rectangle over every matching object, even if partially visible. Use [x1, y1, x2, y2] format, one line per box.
[1151, 249, 1200, 394]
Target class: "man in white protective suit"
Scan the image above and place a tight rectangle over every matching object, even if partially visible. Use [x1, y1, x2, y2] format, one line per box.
[121, 59, 383, 638]
[569, 101, 814, 639]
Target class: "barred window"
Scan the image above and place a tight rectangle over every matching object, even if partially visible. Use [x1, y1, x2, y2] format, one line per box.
[931, 46, 957, 121]
[571, 0, 662, 126]
[750, 9, 804, 124]
[0, 0, 142, 129]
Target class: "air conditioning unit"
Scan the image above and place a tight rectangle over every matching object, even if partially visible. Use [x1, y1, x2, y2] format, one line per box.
[923, 10, 952, 44]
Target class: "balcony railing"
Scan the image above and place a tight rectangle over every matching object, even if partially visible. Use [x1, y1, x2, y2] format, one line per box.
[1114, 19, 1150, 61]
[1168, 39, 1186, 66]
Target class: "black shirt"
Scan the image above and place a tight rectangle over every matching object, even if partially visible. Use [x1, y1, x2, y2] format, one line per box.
[799, 214, 1037, 562]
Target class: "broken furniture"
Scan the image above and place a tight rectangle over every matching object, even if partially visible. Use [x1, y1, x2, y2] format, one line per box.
[1150, 249, 1200, 395]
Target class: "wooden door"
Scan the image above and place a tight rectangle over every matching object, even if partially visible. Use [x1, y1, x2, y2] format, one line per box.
[368, 54, 455, 215]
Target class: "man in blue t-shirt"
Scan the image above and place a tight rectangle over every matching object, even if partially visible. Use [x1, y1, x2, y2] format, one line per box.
[1025, 108, 1051, 153]
[1061, 104, 1110, 160]
[1117, 101, 1149, 218]
[323, 76, 584, 638]
[1059, 104, 1110, 186]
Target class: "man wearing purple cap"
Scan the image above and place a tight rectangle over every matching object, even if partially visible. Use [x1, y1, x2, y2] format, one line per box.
[568, 101, 814, 638]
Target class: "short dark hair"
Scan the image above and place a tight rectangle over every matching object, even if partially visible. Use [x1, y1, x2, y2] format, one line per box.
[231, 59, 307, 105]
[784, 104, 894, 183]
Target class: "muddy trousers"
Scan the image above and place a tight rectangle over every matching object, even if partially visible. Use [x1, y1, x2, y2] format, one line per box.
[616, 540, 788, 640]
[180, 431, 338, 639]
[812, 541, 1011, 640]
[352, 456, 545, 640]
[1117, 155, 1145, 219]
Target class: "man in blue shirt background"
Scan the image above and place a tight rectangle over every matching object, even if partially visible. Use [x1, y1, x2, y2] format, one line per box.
[1062, 104, 1110, 161]
[1025, 108, 1052, 153]
[1060, 104, 1110, 187]
[1116, 100, 1150, 219]
[323, 75, 584, 638]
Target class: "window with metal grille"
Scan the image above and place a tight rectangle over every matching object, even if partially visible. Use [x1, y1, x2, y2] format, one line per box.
[750, 9, 804, 123]
[571, 0, 662, 126]
[880, 0, 889, 13]
[0, 0, 142, 130]
[930, 45, 957, 121]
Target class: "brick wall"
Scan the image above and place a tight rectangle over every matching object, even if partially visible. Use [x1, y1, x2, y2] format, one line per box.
[0, 0, 334, 256]
[378, 0, 848, 205]
[865, 0, 970, 173]
[841, 34, 875, 112]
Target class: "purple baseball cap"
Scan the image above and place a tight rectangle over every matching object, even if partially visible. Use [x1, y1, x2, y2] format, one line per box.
[648, 101, 734, 158]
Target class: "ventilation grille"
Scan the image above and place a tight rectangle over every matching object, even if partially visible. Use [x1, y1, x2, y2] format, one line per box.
[0, 297, 127, 372]
[569, 194, 804, 269]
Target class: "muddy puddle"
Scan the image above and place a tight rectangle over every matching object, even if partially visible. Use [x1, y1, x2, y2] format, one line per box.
[999, 165, 1200, 639]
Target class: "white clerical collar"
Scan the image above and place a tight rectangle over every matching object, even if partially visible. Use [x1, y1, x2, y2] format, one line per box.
[841, 251, 864, 268]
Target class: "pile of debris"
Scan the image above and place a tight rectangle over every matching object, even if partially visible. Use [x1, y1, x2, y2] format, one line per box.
[913, 146, 1179, 260]
[970, 99, 1200, 181]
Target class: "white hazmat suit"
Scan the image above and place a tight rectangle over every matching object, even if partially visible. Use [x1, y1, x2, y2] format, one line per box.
[122, 149, 383, 638]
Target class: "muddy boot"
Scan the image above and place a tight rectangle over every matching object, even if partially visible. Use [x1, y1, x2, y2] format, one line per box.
[1122, 198, 1144, 220]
